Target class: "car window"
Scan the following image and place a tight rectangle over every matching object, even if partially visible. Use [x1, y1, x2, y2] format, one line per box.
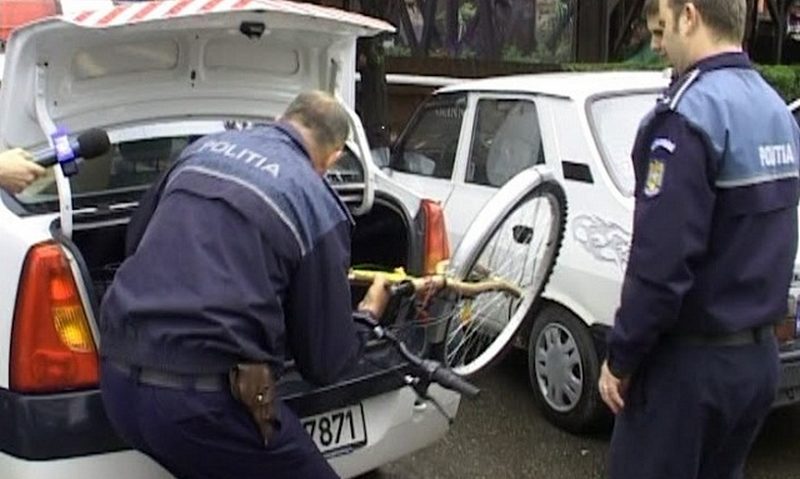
[390, 93, 466, 179]
[13, 120, 363, 210]
[589, 93, 659, 197]
[466, 98, 543, 187]
[18, 135, 191, 206]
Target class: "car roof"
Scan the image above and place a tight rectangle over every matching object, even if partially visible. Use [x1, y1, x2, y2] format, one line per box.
[436, 70, 671, 100]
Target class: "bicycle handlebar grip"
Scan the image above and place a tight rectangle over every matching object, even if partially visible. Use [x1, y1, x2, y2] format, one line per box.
[430, 365, 481, 398]
[389, 280, 416, 298]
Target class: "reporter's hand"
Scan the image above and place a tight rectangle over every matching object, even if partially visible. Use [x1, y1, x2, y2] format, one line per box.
[0, 149, 45, 194]
[357, 275, 390, 322]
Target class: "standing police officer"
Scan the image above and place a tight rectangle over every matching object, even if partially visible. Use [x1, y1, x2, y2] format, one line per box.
[99, 91, 390, 479]
[599, 1, 800, 478]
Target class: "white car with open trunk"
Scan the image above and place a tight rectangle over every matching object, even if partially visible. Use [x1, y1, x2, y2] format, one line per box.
[0, 1, 541, 477]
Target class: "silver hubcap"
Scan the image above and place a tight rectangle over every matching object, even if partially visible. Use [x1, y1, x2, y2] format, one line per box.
[535, 323, 583, 412]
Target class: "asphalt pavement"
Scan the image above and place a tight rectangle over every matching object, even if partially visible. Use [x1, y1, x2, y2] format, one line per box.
[362, 352, 800, 479]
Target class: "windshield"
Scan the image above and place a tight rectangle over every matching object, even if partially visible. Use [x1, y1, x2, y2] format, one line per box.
[13, 120, 364, 212]
[390, 93, 467, 179]
[588, 92, 660, 197]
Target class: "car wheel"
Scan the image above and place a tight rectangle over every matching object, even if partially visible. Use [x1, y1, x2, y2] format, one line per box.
[528, 304, 609, 433]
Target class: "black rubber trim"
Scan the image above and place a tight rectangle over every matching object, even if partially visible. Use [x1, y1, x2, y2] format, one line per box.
[0, 388, 128, 460]
[562, 161, 594, 183]
[281, 364, 412, 417]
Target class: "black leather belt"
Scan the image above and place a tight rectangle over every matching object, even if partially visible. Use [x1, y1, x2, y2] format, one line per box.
[106, 359, 228, 392]
[665, 325, 775, 347]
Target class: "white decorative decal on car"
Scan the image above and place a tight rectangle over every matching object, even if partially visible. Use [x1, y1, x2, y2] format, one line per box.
[572, 215, 631, 271]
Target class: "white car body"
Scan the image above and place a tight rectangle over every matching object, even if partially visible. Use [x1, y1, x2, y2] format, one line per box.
[388, 71, 669, 334]
[0, 1, 465, 477]
[385, 70, 800, 430]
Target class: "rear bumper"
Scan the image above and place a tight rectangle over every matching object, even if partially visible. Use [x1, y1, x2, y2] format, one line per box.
[0, 342, 418, 460]
[0, 388, 128, 460]
[331, 386, 458, 478]
[0, 386, 458, 479]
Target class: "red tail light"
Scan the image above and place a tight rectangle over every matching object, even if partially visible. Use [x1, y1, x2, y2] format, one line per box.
[11, 241, 98, 393]
[421, 199, 450, 274]
[0, 0, 60, 42]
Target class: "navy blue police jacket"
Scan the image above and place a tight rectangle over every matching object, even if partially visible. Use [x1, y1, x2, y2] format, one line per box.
[607, 52, 800, 377]
[100, 123, 365, 384]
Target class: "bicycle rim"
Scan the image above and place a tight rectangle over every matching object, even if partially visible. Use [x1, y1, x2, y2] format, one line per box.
[444, 185, 564, 376]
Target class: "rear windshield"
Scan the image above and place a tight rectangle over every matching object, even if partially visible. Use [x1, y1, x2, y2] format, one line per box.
[587, 92, 660, 197]
[11, 120, 364, 213]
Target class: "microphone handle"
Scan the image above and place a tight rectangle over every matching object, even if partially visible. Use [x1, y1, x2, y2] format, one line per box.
[31, 139, 82, 167]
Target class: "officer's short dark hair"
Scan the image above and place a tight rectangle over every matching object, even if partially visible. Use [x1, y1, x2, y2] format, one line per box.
[282, 91, 349, 153]
[667, 0, 746, 42]
[644, 0, 659, 18]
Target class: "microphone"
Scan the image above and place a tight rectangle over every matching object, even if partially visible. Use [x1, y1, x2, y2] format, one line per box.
[33, 128, 111, 167]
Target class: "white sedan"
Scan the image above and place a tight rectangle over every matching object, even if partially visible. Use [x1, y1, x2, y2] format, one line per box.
[384, 71, 800, 432]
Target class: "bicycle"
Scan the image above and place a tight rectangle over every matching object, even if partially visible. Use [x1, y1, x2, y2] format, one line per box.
[349, 261, 528, 419]
[350, 176, 565, 380]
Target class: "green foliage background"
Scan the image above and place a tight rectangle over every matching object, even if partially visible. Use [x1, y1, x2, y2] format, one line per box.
[564, 62, 800, 101]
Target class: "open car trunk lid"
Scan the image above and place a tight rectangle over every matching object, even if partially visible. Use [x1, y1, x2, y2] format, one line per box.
[0, 0, 394, 228]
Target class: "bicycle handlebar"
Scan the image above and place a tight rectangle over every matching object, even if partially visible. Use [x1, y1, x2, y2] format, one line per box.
[353, 312, 480, 399]
[348, 267, 522, 298]
[427, 362, 481, 398]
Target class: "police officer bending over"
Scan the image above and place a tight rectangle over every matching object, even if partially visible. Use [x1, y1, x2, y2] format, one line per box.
[599, 1, 800, 478]
[99, 91, 390, 479]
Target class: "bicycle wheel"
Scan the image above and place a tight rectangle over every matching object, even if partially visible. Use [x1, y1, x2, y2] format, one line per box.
[444, 180, 566, 377]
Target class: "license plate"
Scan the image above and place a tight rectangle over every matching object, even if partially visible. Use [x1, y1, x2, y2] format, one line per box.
[301, 404, 367, 456]
[776, 361, 800, 406]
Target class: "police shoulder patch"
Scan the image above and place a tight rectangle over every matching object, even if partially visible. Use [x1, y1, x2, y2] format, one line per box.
[650, 137, 676, 154]
[644, 159, 665, 197]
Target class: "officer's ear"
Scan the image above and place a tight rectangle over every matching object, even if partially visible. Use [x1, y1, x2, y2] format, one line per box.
[310, 145, 343, 176]
[680, 1, 702, 36]
[321, 146, 344, 173]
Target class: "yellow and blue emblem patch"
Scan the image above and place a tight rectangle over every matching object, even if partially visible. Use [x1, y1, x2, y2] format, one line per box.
[644, 159, 664, 197]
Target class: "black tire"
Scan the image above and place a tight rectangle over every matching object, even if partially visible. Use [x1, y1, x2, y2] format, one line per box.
[445, 181, 567, 377]
[527, 303, 611, 433]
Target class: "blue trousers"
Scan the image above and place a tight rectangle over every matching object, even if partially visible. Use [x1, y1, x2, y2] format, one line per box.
[100, 361, 339, 479]
[609, 339, 779, 479]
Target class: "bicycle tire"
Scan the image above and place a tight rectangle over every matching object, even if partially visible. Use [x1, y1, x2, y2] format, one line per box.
[443, 180, 567, 377]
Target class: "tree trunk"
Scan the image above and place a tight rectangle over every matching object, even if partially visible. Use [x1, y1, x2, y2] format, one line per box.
[420, 0, 439, 55]
[394, 0, 422, 55]
[445, 0, 459, 55]
[356, 0, 391, 150]
[476, 0, 498, 59]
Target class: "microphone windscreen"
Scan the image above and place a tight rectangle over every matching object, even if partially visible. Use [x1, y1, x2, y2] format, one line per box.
[76, 129, 111, 159]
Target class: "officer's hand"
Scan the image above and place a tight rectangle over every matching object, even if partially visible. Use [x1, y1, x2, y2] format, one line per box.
[357, 275, 390, 322]
[0, 149, 45, 194]
[599, 360, 629, 415]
